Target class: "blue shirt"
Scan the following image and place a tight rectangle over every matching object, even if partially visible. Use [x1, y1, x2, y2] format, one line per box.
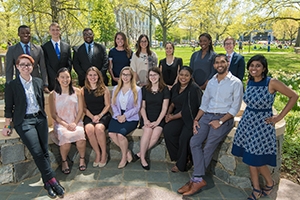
[20, 42, 31, 54]
[85, 42, 94, 55]
[108, 47, 132, 77]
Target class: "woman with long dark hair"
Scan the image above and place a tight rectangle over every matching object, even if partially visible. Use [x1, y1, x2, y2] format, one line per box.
[130, 34, 158, 86]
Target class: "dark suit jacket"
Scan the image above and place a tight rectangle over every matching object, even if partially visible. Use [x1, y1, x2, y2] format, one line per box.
[4, 76, 47, 127]
[73, 42, 108, 86]
[5, 42, 48, 86]
[42, 41, 72, 91]
[228, 52, 245, 81]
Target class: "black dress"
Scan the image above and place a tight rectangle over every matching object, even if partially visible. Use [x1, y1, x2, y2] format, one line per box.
[159, 57, 183, 85]
[140, 86, 170, 127]
[83, 88, 111, 127]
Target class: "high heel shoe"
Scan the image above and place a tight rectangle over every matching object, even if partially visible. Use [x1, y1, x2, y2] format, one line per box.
[79, 157, 86, 171]
[118, 161, 128, 169]
[141, 163, 150, 170]
[132, 154, 140, 162]
[93, 162, 100, 167]
[61, 160, 70, 174]
[127, 150, 133, 163]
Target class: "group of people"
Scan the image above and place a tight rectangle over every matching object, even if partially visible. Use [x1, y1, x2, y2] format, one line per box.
[2, 23, 298, 200]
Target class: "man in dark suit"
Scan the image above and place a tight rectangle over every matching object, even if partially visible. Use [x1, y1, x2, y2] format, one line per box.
[224, 36, 245, 81]
[2, 54, 65, 198]
[73, 28, 109, 86]
[42, 22, 72, 91]
[5, 25, 49, 92]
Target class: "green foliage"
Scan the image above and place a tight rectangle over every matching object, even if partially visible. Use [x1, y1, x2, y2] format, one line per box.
[0, 77, 5, 93]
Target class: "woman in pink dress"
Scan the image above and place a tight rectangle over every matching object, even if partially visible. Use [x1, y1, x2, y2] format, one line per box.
[49, 68, 86, 174]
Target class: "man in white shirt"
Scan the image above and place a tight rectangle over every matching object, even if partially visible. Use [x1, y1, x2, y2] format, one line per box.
[178, 53, 243, 196]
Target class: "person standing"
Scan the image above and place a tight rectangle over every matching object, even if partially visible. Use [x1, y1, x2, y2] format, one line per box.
[223, 36, 245, 81]
[42, 22, 72, 91]
[163, 66, 203, 173]
[133, 67, 170, 170]
[108, 67, 142, 169]
[2, 54, 64, 198]
[73, 28, 109, 86]
[108, 32, 132, 86]
[159, 42, 183, 89]
[130, 34, 158, 87]
[190, 33, 216, 90]
[82, 67, 112, 168]
[231, 55, 298, 200]
[178, 54, 243, 196]
[5, 25, 49, 92]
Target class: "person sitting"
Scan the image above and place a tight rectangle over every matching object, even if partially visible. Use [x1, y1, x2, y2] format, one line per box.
[49, 68, 86, 174]
[82, 67, 112, 168]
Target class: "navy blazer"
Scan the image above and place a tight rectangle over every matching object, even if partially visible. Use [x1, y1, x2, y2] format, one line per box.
[73, 42, 108, 86]
[228, 52, 245, 81]
[42, 40, 72, 91]
[5, 42, 48, 86]
[4, 76, 47, 127]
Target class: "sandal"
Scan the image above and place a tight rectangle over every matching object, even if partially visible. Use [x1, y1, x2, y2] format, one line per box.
[247, 188, 262, 200]
[262, 180, 274, 196]
[79, 157, 86, 171]
[171, 165, 179, 173]
[61, 160, 70, 174]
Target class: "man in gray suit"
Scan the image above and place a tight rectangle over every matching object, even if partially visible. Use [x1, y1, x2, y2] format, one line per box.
[5, 25, 49, 92]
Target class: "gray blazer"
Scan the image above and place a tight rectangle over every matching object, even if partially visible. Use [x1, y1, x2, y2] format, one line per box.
[5, 42, 48, 86]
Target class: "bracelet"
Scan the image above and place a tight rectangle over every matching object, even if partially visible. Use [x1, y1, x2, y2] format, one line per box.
[4, 125, 11, 129]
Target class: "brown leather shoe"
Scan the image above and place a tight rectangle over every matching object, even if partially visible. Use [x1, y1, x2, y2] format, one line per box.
[177, 181, 192, 194]
[182, 180, 207, 196]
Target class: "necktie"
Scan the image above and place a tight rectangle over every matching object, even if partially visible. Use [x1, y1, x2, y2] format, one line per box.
[227, 55, 231, 64]
[88, 44, 92, 62]
[25, 44, 30, 55]
[55, 42, 60, 59]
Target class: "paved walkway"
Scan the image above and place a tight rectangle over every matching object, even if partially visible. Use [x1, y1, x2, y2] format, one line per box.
[0, 159, 299, 200]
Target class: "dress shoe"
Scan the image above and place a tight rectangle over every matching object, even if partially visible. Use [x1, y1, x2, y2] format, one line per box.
[127, 150, 133, 163]
[93, 162, 100, 167]
[51, 182, 65, 198]
[118, 161, 128, 169]
[99, 154, 108, 168]
[141, 163, 150, 170]
[132, 154, 140, 162]
[182, 180, 207, 196]
[171, 165, 179, 173]
[177, 181, 192, 194]
[44, 184, 57, 199]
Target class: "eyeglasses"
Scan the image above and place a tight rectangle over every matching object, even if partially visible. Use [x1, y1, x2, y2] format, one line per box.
[140, 40, 148, 43]
[122, 73, 131, 77]
[18, 63, 33, 68]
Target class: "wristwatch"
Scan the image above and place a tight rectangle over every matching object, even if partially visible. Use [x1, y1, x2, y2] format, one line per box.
[219, 120, 223, 125]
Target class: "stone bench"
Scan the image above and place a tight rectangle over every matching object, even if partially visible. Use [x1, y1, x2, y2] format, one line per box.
[0, 94, 286, 189]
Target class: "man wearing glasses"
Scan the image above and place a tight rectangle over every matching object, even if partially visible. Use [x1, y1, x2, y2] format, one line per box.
[73, 28, 109, 86]
[223, 36, 245, 81]
[5, 25, 49, 92]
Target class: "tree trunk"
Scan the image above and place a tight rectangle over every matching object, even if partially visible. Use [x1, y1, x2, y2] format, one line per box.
[162, 26, 167, 46]
[295, 26, 300, 47]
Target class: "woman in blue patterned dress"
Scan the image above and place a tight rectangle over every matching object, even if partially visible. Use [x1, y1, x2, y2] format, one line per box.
[231, 55, 298, 200]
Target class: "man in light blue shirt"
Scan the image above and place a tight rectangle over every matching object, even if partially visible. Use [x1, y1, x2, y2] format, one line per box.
[178, 53, 243, 196]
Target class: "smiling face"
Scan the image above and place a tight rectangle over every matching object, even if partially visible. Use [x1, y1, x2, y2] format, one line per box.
[148, 70, 160, 84]
[87, 70, 99, 85]
[199, 36, 210, 51]
[49, 24, 60, 40]
[224, 39, 235, 54]
[17, 57, 33, 76]
[248, 60, 265, 78]
[178, 69, 192, 86]
[121, 69, 132, 84]
[57, 70, 71, 88]
[83, 29, 94, 44]
[139, 36, 149, 50]
[214, 56, 228, 75]
[18, 27, 31, 44]
[115, 34, 124, 48]
[165, 43, 174, 56]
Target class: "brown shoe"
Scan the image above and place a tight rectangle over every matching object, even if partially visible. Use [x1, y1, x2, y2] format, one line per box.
[182, 180, 207, 196]
[177, 181, 192, 194]
[171, 165, 179, 173]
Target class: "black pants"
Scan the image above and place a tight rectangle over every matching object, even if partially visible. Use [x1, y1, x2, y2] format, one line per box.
[14, 114, 54, 183]
[163, 118, 193, 171]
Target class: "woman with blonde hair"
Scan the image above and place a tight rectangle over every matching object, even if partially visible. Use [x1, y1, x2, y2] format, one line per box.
[108, 67, 142, 168]
[82, 67, 112, 167]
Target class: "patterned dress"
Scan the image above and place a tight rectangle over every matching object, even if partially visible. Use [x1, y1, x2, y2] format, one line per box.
[232, 77, 277, 167]
[51, 91, 85, 146]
